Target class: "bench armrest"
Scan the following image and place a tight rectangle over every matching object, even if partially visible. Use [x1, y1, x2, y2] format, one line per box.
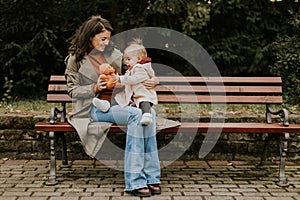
[49, 105, 67, 124]
[266, 104, 289, 126]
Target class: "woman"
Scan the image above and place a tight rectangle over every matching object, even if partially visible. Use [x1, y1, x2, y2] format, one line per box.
[64, 15, 161, 197]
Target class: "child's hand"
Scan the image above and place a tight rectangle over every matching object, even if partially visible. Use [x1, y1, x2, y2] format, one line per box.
[111, 73, 120, 82]
[106, 73, 119, 90]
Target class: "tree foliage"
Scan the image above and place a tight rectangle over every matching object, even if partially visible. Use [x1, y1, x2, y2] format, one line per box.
[201, 0, 298, 75]
[267, 13, 300, 104]
[0, 0, 299, 104]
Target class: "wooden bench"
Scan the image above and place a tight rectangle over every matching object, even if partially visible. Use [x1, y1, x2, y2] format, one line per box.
[35, 75, 300, 187]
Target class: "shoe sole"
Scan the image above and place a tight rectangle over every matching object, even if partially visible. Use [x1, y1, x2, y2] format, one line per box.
[148, 185, 161, 195]
[150, 189, 161, 195]
[131, 191, 151, 197]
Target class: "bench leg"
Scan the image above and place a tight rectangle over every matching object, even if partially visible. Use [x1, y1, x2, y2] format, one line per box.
[259, 134, 276, 167]
[46, 131, 58, 186]
[60, 133, 71, 168]
[277, 132, 289, 187]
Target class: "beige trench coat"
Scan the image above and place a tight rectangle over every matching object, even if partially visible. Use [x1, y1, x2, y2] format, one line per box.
[64, 49, 180, 158]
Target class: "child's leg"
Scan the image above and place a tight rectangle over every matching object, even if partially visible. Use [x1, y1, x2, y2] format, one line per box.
[140, 101, 153, 125]
[92, 97, 110, 112]
[140, 101, 152, 114]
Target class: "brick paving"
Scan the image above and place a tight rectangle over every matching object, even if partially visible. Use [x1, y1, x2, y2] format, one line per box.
[1, 159, 300, 199]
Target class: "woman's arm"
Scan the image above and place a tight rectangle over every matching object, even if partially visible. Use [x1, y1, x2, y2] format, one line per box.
[64, 54, 105, 98]
[142, 63, 159, 89]
[143, 76, 159, 89]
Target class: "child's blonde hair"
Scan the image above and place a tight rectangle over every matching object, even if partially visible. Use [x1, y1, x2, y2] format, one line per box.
[124, 38, 147, 59]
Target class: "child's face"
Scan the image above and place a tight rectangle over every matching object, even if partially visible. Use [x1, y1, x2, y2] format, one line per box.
[124, 52, 140, 68]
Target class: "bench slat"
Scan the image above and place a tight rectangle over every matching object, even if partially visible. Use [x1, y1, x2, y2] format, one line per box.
[46, 94, 283, 104]
[35, 122, 300, 133]
[50, 75, 67, 82]
[48, 84, 68, 92]
[156, 85, 282, 94]
[48, 84, 282, 94]
[158, 95, 283, 104]
[158, 76, 282, 84]
[50, 75, 282, 84]
[47, 94, 72, 102]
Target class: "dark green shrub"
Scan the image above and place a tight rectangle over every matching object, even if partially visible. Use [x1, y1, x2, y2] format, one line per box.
[267, 14, 300, 104]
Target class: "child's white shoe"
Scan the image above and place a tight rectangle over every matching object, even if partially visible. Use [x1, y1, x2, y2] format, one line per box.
[140, 113, 152, 125]
[92, 98, 110, 112]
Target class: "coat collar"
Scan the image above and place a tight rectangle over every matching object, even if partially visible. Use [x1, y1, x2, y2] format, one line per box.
[78, 57, 99, 83]
[104, 49, 123, 74]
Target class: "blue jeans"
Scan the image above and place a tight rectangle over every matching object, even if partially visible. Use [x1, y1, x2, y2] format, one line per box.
[90, 105, 161, 191]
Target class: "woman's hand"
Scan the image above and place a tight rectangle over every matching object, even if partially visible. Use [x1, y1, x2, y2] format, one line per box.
[92, 81, 107, 93]
[143, 77, 160, 89]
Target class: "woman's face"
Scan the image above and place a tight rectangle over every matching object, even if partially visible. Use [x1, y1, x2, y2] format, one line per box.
[90, 30, 111, 52]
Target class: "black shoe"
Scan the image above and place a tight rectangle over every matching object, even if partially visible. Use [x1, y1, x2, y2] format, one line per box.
[148, 184, 161, 195]
[131, 187, 151, 197]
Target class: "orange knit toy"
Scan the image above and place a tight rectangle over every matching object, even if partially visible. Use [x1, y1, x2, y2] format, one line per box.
[98, 63, 121, 90]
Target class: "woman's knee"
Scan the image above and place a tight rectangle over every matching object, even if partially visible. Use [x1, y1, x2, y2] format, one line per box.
[128, 107, 142, 122]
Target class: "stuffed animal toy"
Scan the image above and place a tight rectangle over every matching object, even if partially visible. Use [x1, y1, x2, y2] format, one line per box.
[98, 63, 121, 90]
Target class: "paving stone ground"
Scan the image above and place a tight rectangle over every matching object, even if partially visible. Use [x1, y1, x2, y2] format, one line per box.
[1, 159, 300, 199]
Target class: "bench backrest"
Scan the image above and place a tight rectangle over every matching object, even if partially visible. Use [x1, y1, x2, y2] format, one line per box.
[47, 75, 283, 105]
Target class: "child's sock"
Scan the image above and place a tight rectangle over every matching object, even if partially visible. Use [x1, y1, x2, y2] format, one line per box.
[140, 113, 152, 125]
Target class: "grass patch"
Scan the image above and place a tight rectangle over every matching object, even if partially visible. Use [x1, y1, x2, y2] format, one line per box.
[0, 100, 61, 114]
